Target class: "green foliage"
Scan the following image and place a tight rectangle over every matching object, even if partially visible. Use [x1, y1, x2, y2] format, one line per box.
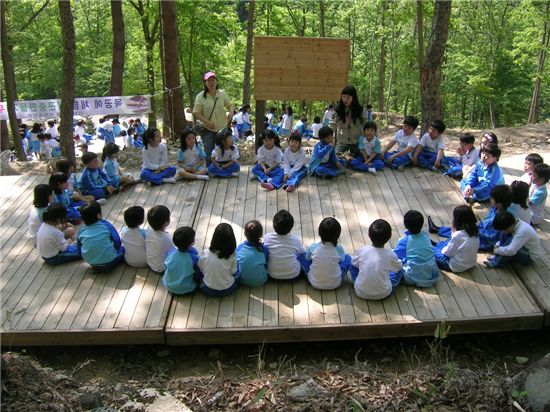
[4, 0, 549, 127]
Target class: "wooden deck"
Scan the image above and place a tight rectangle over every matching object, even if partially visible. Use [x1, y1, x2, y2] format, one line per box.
[1, 162, 548, 346]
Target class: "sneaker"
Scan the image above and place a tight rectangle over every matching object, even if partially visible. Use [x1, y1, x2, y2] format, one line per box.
[197, 174, 209, 181]
[231, 172, 240, 178]
[162, 177, 177, 184]
[97, 198, 107, 205]
[285, 185, 295, 192]
[483, 260, 497, 269]
[249, 174, 257, 181]
[427, 216, 440, 234]
[134, 178, 142, 184]
[397, 164, 405, 172]
[367, 167, 377, 175]
[261, 182, 275, 191]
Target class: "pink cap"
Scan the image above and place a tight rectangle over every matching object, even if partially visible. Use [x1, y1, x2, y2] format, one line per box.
[203, 71, 216, 81]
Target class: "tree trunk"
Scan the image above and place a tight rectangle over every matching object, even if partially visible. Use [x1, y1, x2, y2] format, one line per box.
[416, 0, 424, 128]
[319, 0, 325, 37]
[109, 0, 125, 97]
[528, 0, 550, 124]
[419, 0, 452, 133]
[0, 1, 24, 160]
[242, 0, 255, 106]
[58, 0, 76, 164]
[377, 0, 387, 113]
[159, 0, 185, 142]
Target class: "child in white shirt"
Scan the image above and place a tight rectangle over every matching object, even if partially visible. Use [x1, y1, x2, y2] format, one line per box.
[311, 116, 323, 138]
[252, 129, 284, 191]
[381, 115, 419, 170]
[263, 209, 306, 280]
[140, 127, 178, 185]
[350, 219, 403, 300]
[282, 134, 307, 192]
[304, 217, 351, 290]
[412, 119, 447, 170]
[37, 204, 81, 265]
[207, 128, 241, 178]
[121, 206, 147, 267]
[146, 205, 175, 273]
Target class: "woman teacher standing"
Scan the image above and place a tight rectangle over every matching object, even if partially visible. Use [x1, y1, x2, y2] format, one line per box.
[329, 85, 365, 157]
[193, 71, 235, 164]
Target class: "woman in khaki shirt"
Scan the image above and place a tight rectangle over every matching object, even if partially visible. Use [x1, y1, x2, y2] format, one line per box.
[329, 85, 365, 157]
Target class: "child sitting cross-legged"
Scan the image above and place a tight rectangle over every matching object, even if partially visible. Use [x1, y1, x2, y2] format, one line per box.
[444, 133, 479, 180]
[529, 163, 549, 225]
[28, 184, 75, 241]
[381, 115, 419, 170]
[163, 226, 200, 295]
[102, 142, 137, 191]
[350, 121, 384, 175]
[140, 127, 178, 185]
[411, 119, 447, 171]
[394, 210, 440, 287]
[484, 211, 540, 268]
[198, 223, 239, 296]
[460, 143, 504, 203]
[282, 133, 307, 192]
[79, 152, 115, 201]
[350, 219, 403, 300]
[146, 205, 175, 273]
[263, 209, 307, 280]
[55, 158, 94, 204]
[120, 206, 147, 268]
[303, 217, 351, 290]
[176, 128, 209, 181]
[77, 201, 125, 273]
[236, 220, 269, 287]
[37, 204, 81, 265]
[252, 129, 284, 191]
[49, 172, 82, 224]
[208, 128, 241, 178]
[308, 126, 346, 177]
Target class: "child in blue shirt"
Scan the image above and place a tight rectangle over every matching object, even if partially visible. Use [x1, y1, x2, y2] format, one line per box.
[412, 119, 447, 171]
[394, 210, 440, 287]
[529, 163, 549, 225]
[79, 152, 115, 200]
[77, 201, 124, 272]
[49, 172, 81, 224]
[350, 121, 384, 174]
[308, 126, 346, 177]
[236, 220, 269, 287]
[163, 226, 199, 295]
[102, 142, 136, 190]
[460, 143, 504, 203]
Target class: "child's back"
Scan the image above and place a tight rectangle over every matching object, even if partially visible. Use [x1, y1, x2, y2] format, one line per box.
[122, 227, 147, 267]
[146, 227, 175, 272]
[263, 232, 305, 279]
[78, 219, 121, 266]
[163, 227, 199, 295]
[306, 242, 348, 290]
[236, 241, 269, 287]
[353, 245, 402, 300]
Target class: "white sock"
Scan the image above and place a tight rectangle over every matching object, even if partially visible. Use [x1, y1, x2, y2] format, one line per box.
[197, 174, 209, 181]
[97, 198, 107, 205]
[162, 177, 176, 183]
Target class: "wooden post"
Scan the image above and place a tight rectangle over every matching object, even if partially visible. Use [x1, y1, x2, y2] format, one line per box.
[255, 100, 265, 152]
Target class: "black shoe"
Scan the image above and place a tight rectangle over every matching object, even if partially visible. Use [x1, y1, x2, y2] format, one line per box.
[430, 239, 437, 247]
[428, 216, 440, 234]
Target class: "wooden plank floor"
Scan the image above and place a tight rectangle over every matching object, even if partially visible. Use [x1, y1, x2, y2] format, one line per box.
[1, 158, 547, 346]
[1, 175, 205, 345]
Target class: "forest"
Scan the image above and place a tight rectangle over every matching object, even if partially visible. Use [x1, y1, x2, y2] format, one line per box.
[1, 0, 549, 142]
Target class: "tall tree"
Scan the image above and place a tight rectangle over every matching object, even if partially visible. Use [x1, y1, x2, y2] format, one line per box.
[319, 0, 325, 37]
[1, 1, 24, 160]
[416, 0, 424, 119]
[58, 0, 76, 164]
[528, 0, 550, 124]
[419, 0, 452, 131]
[109, 0, 125, 97]
[159, 0, 184, 142]
[242, 0, 255, 106]
[377, 0, 387, 113]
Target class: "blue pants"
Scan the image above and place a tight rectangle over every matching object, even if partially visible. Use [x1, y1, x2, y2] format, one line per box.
[349, 265, 403, 294]
[302, 254, 352, 277]
[433, 239, 452, 271]
[252, 164, 284, 188]
[140, 166, 177, 185]
[384, 151, 411, 169]
[445, 157, 463, 178]
[66, 206, 81, 223]
[350, 156, 385, 172]
[201, 130, 217, 165]
[83, 133, 93, 142]
[82, 187, 109, 200]
[42, 245, 82, 265]
[487, 235, 531, 267]
[109, 175, 121, 189]
[417, 150, 447, 170]
[314, 160, 346, 177]
[200, 280, 238, 297]
[90, 247, 125, 273]
[284, 166, 308, 188]
[98, 128, 114, 144]
[208, 161, 240, 177]
[460, 179, 491, 202]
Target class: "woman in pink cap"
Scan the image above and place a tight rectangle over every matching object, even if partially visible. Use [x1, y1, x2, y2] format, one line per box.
[193, 71, 235, 165]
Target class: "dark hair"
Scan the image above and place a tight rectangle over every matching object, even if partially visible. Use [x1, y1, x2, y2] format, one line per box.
[101, 142, 120, 161]
[366, 104, 373, 109]
[120, 130, 127, 137]
[273, 209, 294, 235]
[403, 210, 424, 234]
[80, 201, 101, 225]
[47, 120, 55, 127]
[124, 206, 145, 228]
[452, 205, 478, 237]
[482, 143, 501, 160]
[147, 205, 171, 231]
[142, 127, 159, 149]
[318, 126, 334, 141]
[134, 119, 142, 125]
[313, 116, 321, 123]
[244, 220, 263, 251]
[493, 211, 516, 231]
[403, 116, 419, 130]
[334, 85, 363, 123]
[49, 172, 69, 195]
[490, 184, 513, 209]
[459, 133, 476, 145]
[285, 106, 293, 116]
[82, 151, 98, 166]
[369, 219, 392, 247]
[328, 104, 334, 109]
[31, 123, 42, 134]
[37, 133, 46, 141]
[242, 104, 250, 113]
[318, 217, 341, 247]
[55, 158, 75, 174]
[430, 120, 446, 133]
[363, 121, 377, 132]
[215, 128, 234, 157]
[42, 203, 67, 223]
[173, 226, 195, 251]
[33, 184, 53, 208]
[180, 128, 197, 152]
[525, 153, 544, 166]
[510, 180, 529, 209]
[260, 129, 281, 148]
[288, 134, 302, 145]
[533, 163, 550, 184]
[482, 131, 498, 146]
[209, 223, 236, 259]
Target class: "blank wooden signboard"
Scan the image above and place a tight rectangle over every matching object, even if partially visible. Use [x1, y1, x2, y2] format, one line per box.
[254, 36, 351, 101]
